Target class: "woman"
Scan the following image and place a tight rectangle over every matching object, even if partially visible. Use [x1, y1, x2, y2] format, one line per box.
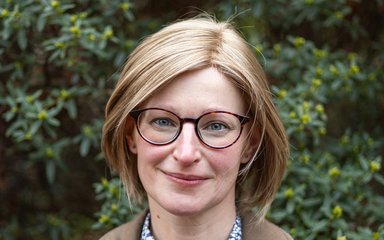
[101, 16, 292, 240]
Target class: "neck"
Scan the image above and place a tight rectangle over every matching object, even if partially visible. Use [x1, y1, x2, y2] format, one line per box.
[148, 200, 237, 240]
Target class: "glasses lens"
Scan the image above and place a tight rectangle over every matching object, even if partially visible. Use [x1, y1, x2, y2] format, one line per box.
[198, 112, 242, 148]
[137, 109, 180, 144]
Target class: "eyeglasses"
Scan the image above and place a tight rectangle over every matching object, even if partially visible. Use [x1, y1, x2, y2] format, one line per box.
[129, 108, 250, 149]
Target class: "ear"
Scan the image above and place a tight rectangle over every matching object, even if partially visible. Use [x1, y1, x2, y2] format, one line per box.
[241, 130, 260, 164]
[125, 117, 138, 154]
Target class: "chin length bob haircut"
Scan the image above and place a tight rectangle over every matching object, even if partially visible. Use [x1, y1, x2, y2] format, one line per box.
[102, 16, 289, 219]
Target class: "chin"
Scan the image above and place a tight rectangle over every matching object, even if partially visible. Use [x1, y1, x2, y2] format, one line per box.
[160, 201, 208, 217]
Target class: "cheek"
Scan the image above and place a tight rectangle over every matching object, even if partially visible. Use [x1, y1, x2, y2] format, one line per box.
[207, 146, 243, 173]
[135, 136, 170, 166]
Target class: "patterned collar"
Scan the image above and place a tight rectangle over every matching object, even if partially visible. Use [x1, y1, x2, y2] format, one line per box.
[140, 212, 242, 240]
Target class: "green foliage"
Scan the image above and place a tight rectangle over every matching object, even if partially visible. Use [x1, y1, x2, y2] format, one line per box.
[0, 0, 142, 238]
[216, 0, 384, 239]
[93, 178, 143, 230]
[1, 0, 383, 239]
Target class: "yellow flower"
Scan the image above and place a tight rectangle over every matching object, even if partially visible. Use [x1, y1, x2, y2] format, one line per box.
[79, 12, 87, 19]
[294, 37, 305, 48]
[51, 0, 59, 8]
[70, 15, 78, 23]
[289, 111, 297, 119]
[301, 154, 310, 164]
[1, 9, 10, 18]
[332, 205, 343, 218]
[278, 89, 287, 99]
[329, 65, 339, 75]
[311, 78, 322, 90]
[26, 95, 34, 104]
[24, 132, 32, 141]
[370, 161, 381, 173]
[111, 203, 118, 212]
[98, 215, 110, 224]
[315, 67, 323, 77]
[45, 147, 54, 158]
[372, 232, 380, 240]
[87, 33, 96, 42]
[315, 104, 324, 113]
[54, 42, 65, 49]
[82, 125, 93, 137]
[273, 44, 281, 54]
[329, 167, 341, 178]
[119, 2, 131, 11]
[101, 178, 109, 187]
[290, 228, 296, 236]
[59, 89, 70, 100]
[336, 236, 347, 240]
[37, 110, 48, 121]
[303, 101, 310, 111]
[102, 29, 114, 40]
[349, 64, 360, 75]
[301, 114, 311, 125]
[70, 26, 81, 37]
[284, 188, 294, 199]
[109, 186, 119, 197]
[313, 49, 327, 58]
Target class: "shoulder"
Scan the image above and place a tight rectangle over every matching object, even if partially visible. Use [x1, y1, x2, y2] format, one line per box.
[241, 212, 293, 240]
[99, 211, 146, 240]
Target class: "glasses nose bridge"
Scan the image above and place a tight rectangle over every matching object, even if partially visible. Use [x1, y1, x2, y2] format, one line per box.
[180, 117, 198, 125]
[178, 117, 201, 139]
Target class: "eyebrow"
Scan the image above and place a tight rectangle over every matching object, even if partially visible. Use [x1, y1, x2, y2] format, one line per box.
[144, 105, 240, 117]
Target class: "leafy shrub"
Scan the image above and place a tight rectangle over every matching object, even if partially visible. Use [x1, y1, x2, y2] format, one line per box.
[1, 0, 383, 239]
[0, 0, 143, 238]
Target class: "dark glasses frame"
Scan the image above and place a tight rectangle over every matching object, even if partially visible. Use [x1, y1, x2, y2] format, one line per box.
[129, 107, 250, 149]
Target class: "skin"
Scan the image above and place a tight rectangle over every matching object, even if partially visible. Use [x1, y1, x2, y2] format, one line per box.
[127, 67, 253, 240]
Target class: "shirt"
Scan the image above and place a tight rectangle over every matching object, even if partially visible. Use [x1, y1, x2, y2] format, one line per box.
[140, 212, 242, 240]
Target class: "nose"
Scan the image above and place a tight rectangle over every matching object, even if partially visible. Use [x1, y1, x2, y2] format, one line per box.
[172, 123, 201, 164]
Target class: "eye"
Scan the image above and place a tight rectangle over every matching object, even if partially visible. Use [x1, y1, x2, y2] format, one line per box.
[151, 118, 177, 128]
[205, 122, 229, 131]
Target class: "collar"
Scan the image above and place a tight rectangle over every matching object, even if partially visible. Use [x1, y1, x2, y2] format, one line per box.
[140, 212, 242, 240]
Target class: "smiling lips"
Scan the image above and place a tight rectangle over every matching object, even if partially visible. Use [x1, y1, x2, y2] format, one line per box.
[163, 171, 209, 186]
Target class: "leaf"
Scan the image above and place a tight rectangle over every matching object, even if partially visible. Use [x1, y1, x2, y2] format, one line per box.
[312, 220, 328, 232]
[47, 117, 60, 127]
[17, 29, 27, 50]
[80, 139, 91, 157]
[30, 121, 42, 135]
[66, 100, 77, 119]
[46, 161, 56, 185]
[374, 174, 384, 186]
[37, 14, 48, 32]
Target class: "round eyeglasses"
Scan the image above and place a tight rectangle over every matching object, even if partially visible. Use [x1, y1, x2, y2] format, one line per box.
[129, 108, 250, 149]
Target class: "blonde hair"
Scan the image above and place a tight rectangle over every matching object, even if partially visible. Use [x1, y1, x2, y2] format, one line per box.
[102, 16, 289, 219]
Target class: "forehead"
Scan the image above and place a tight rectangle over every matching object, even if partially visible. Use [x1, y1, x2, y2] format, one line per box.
[143, 67, 247, 116]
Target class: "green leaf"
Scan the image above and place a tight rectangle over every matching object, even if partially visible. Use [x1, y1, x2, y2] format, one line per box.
[17, 29, 27, 50]
[66, 100, 77, 119]
[374, 174, 384, 186]
[46, 160, 56, 185]
[37, 13, 48, 32]
[80, 139, 91, 157]
[312, 220, 328, 232]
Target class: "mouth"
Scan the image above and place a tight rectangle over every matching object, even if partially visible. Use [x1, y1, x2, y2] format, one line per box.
[162, 171, 209, 186]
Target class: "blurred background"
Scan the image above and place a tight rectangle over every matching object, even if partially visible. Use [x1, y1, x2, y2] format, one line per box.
[0, 0, 383, 239]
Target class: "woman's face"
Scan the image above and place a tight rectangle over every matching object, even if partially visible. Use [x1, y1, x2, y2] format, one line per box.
[127, 67, 252, 217]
